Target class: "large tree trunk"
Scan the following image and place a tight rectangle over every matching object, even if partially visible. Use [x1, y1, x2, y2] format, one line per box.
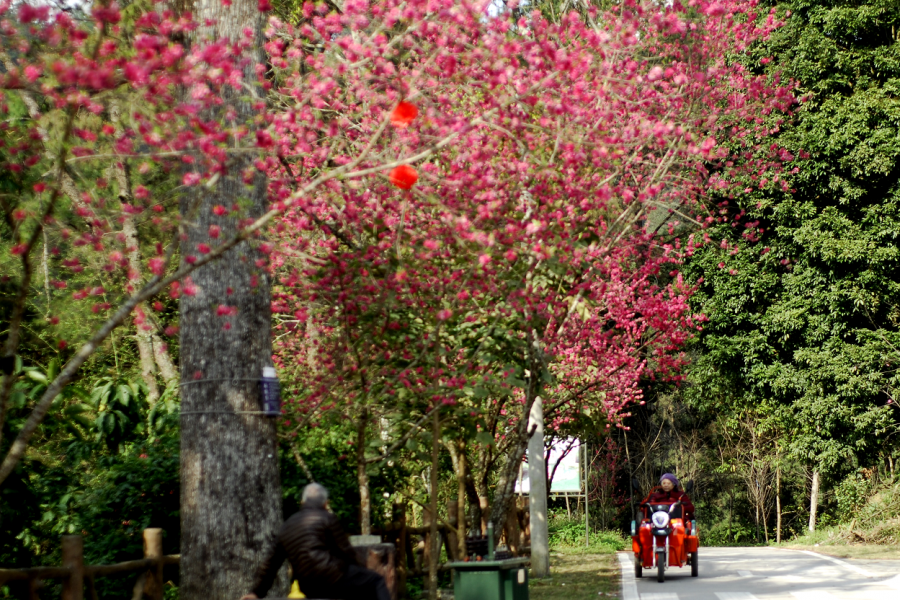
[178, 2, 285, 599]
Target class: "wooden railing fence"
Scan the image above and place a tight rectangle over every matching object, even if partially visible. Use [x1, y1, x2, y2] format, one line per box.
[379, 498, 531, 589]
[0, 499, 530, 600]
[0, 528, 178, 600]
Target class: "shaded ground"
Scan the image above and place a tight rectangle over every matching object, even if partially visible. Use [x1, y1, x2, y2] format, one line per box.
[529, 551, 620, 600]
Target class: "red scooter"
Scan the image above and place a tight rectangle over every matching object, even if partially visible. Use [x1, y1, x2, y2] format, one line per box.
[631, 500, 699, 582]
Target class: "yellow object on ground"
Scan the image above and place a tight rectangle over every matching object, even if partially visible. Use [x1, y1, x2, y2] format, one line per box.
[288, 580, 305, 598]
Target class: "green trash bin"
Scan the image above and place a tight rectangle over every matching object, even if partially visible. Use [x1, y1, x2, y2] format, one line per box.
[447, 557, 529, 600]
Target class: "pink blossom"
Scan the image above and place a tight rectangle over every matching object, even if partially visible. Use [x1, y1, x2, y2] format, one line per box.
[19, 4, 49, 23]
[148, 258, 165, 275]
[24, 65, 42, 82]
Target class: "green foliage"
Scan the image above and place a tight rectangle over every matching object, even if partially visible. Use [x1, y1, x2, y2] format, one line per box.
[683, 0, 900, 480]
[1, 362, 181, 598]
[834, 468, 879, 517]
[89, 377, 148, 453]
[702, 520, 760, 547]
[77, 430, 181, 598]
[547, 512, 626, 552]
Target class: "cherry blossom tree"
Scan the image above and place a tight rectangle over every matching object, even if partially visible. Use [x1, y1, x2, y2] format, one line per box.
[1, 0, 795, 596]
[264, 0, 795, 540]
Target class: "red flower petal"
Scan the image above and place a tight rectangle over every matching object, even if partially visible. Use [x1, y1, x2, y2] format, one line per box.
[390, 101, 418, 129]
[388, 165, 418, 190]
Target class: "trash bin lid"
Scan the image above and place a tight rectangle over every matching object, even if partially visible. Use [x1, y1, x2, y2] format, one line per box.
[446, 557, 530, 570]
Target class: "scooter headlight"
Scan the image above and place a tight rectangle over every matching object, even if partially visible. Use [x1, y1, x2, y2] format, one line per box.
[651, 511, 670, 528]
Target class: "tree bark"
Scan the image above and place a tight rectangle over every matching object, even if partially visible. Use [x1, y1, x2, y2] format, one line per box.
[178, 2, 285, 599]
[776, 461, 782, 544]
[808, 469, 820, 533]
[41, 229, 50, 313]
[487, 349, 542, 533]
[109, 101, 161, 404]
[427, 409, 440, 600]
[455, 440, 468, 557]
[358, 407, 372, 535]
[151, 329, 179, 388]
[446, 438, 469, 558]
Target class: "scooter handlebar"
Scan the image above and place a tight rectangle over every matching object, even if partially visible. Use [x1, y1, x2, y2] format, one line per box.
[639, 501, 682, 513]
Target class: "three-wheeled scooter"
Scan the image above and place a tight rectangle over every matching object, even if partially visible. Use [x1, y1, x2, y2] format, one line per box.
[630, 488, 699, 582]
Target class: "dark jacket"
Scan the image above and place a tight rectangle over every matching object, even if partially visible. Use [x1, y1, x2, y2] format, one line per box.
[641, 488, 694, 520]
[251, 506, 360, 597]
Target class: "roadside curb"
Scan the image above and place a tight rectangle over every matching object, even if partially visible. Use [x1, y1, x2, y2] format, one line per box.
[616, 552, 638, 600]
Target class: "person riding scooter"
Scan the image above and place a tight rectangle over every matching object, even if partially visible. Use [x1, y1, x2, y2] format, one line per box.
[641, 473, 694, 521]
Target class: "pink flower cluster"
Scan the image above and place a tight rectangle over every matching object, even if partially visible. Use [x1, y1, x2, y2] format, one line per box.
[262, 0, 794, 431]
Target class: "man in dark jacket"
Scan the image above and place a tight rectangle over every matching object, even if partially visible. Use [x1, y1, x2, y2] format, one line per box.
[241, 483, 390, 600]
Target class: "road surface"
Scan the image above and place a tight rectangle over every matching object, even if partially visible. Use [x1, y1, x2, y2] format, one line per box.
[617, 547, 900, 600]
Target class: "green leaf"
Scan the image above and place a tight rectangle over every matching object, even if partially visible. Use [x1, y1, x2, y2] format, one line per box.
[475, 431, 494, 446]
[25, 370, 47, 384]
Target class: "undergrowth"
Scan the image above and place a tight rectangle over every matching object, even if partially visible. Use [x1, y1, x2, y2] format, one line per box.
[547, 514, 627, 553]
[779, 478, 900, 547]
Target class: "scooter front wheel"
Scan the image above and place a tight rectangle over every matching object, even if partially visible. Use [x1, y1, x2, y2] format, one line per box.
[691, 551, 698, 577]
[634, 554, 642, 578]
[656, 551, 665, 583]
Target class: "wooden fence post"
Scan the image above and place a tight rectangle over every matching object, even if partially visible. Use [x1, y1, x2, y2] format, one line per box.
[421, 507, 432, 574]
[28, 576, 40, 600]
[143, 528, 164, 600]
[61, 535, 84, 600]
[392, 503, 408, 598]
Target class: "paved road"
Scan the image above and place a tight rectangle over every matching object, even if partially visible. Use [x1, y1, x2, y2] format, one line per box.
[617, 547, 900, 600]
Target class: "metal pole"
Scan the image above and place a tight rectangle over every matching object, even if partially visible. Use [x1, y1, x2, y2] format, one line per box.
[528, 396, 550, 577]
[584, 441, 589, 547]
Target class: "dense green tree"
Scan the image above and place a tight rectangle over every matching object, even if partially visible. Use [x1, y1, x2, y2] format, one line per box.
[683, 0, 900, 523]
